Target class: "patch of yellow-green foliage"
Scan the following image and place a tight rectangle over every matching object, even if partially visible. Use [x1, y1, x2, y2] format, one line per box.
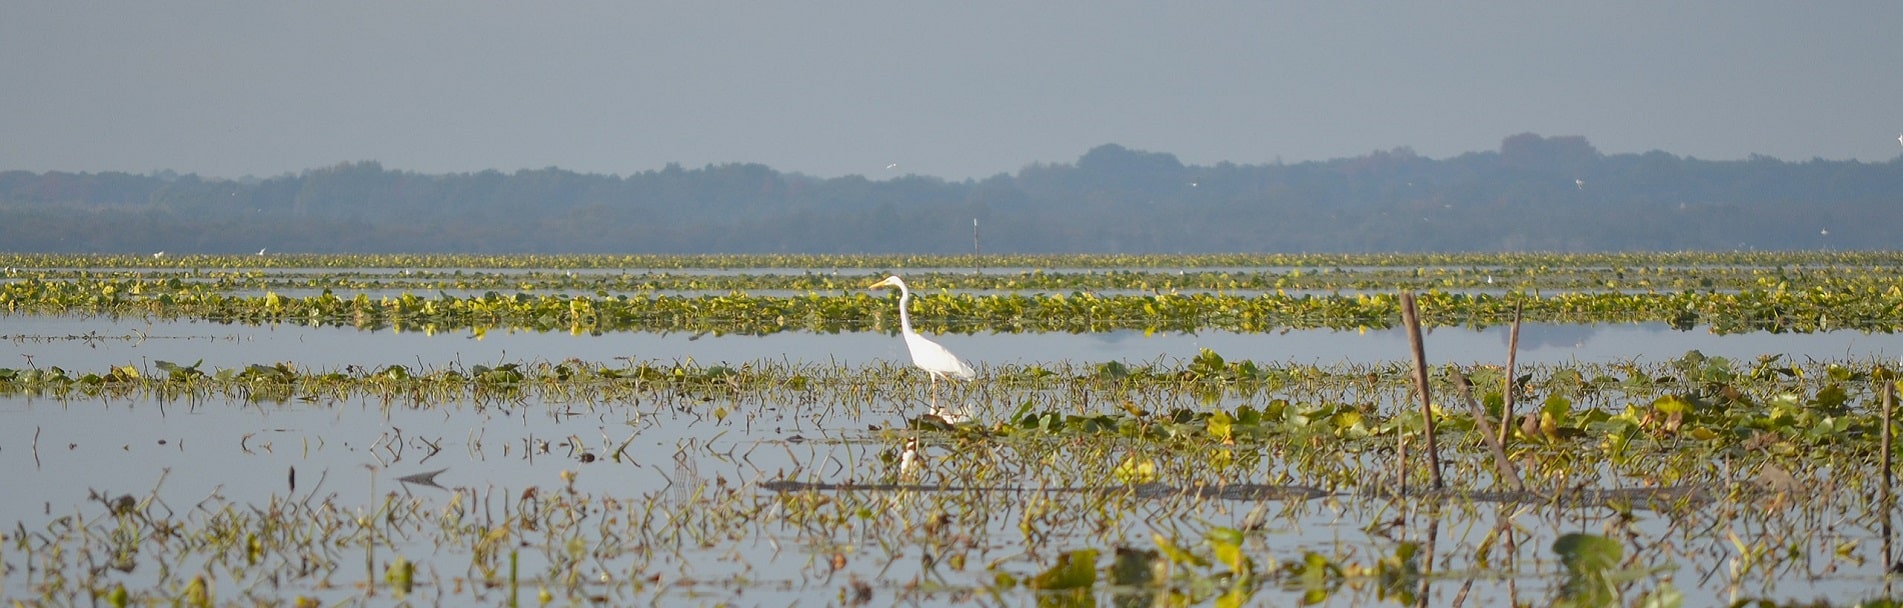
[4, 252, 1902, 335]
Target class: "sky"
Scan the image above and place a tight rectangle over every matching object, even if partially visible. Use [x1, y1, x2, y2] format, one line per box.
[3, 2, 1901, 181]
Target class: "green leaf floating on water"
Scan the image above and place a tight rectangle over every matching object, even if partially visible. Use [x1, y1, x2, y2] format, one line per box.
[1206, 526, 1249, 574]
[1153, 533, 1210, 568]
[1554, 532, 1623, 607]
[1110, 547, 1162, 587]
[1555, 532, 1621, 575]
[1030, 548, 1099, 590]
[1113, 456, 1157, 484]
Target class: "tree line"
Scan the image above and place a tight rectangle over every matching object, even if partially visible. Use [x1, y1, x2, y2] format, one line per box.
[1, 133, 1898, 254]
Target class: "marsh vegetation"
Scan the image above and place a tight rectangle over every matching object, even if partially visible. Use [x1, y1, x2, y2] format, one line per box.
[3, 252, 1902, 606]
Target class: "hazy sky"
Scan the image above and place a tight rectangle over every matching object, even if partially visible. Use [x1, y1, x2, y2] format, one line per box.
[4, 2, 1900, 180]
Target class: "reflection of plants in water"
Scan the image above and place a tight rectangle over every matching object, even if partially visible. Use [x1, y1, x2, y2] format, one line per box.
[11, 252, 1903, 606]
[1553, 532, 1623, 606]
[3, 351, 1899, 465]
[5, 350, 1903, 605]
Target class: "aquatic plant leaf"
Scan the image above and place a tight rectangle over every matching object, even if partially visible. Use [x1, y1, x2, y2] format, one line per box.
[1152, 533, 1209, 568]
[385, 555, 415, 596]
[1369, 542, 1422, 603]
[1811, 383, 1849, 414]
[1673, 350, 1707, 372]
[184, 574, 212, 608]
[1826, 364, 1854, 382]
[1698, 356, 1735, 383]
[1553, 532, 1623, 606]
[1189, 348, 1226, 379]
[1207, 447, 1234, 471]
[1206, 527, 1250, 574]
[1030, 548, 1099, 590]
[153, 359, 204, 380]
[1554, 533, 1622, 574]
[1301, 587, 1331, 604]
[1110, 547, 1161, 587]
[1214, 584, 1254, 608]
[1113, 457, 1157, 484]
[1234, 404, 1262, 425]
[1207, 410, 1235, 443]
[1634, 582, 1683, 608]
[1541, 393, 1573, 419]
[1652, 395, 1691, 415]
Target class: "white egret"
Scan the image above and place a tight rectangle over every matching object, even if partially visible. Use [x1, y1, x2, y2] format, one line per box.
[898, 436, 921, 477]
[152, 251, 164, 259]
[869, 276, 974, 410]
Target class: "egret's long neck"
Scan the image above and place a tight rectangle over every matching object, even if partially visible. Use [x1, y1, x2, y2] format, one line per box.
[896, 285, 915, 334]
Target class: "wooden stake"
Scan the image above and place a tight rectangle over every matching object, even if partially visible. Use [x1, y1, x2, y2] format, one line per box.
[1500, 303, 1522, 448]
[1419, 505, 1440, 608]
[1883, 378, 1894, 571]
[1400, 426, 1415, 499]
[1455, 370, 1526, 493]
[1400, 292, 1444, 490]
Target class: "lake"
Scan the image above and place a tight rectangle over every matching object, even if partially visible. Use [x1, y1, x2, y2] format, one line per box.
[3, 255, 1902, 606]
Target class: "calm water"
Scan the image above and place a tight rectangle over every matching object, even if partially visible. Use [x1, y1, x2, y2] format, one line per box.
[2, 364, 1887, 605]
[4, 313, 1901, 605]
[5, 315, 1900, 374]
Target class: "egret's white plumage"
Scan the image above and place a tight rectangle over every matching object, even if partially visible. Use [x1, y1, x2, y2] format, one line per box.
[870, 276, 974, 408]
[898, 436, 921, 477]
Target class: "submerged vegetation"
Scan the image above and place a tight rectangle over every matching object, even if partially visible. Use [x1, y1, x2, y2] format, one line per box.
[4, 252, 1903, 606]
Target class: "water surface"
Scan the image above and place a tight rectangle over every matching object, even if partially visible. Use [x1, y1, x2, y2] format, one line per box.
[4, 315, 1897, 373]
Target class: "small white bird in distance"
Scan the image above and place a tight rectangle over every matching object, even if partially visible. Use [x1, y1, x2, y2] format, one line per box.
[899, 437, 921, 477]
[869, 275, 975, 411]
[886, 163, 900, 170]
[257, 248, 267, 255]
[152, 251, 164, 259]
[1576, 179, 1585, 190]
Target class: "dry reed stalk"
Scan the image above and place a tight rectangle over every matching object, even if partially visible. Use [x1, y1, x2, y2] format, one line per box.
[1400, 292, 1443, 490]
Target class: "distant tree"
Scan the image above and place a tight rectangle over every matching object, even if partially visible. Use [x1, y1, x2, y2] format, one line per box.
[1074, 143, 1188, 200]
[4, 136, 1903, 253]
[1499, 133, 1600, 180]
